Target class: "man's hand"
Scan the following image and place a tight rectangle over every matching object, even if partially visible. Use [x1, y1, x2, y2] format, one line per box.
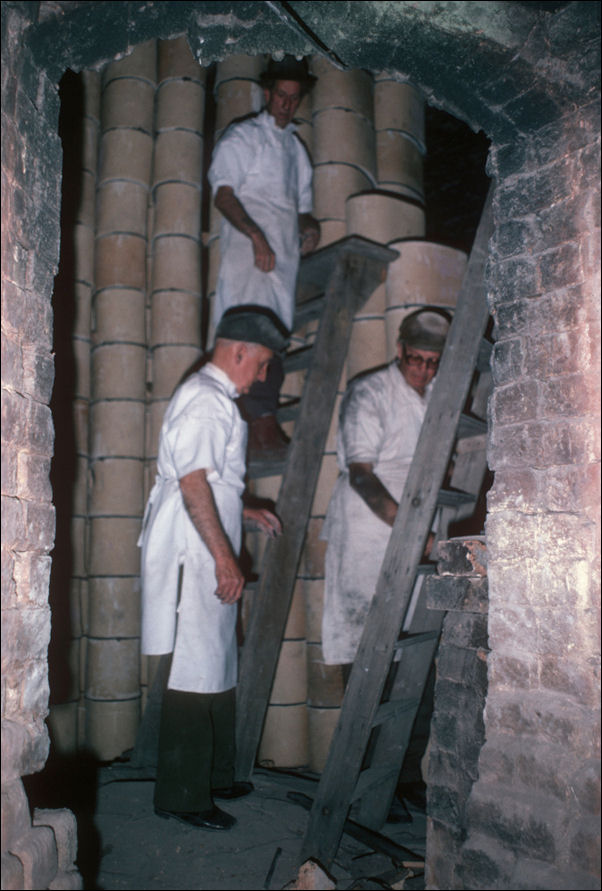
[299, 213, 320, 256]
[215, 185, 276, 272]
[243, 506, 282, 538]
[180, 468, 244, 605]
[250, 230, 276, 272]
[214, 551, 245, 604]
[349, 462, 398, 527]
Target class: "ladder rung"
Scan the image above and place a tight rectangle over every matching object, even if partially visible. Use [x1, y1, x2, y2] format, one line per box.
[417, 562, 437, 575]
[351, 766, 399, 802]
[371, 697, 421, 729]
[477, 338, 493, 372]
[437, 487, 476, 507]
[277, 399, 301, 423]
[393, 630, 439, 652]
[284, 345, 313, 373]
[246, 458, 287, 480]
[294, 294, 326, 329]
[457, 413, 487, 438]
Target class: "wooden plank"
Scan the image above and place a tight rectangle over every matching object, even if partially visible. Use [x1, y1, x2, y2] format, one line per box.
[235, 240, 397, 781]
[300, 184, 495, 867]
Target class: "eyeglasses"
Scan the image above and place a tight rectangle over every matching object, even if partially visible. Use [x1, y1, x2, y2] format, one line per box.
[402, 349, 440, 370]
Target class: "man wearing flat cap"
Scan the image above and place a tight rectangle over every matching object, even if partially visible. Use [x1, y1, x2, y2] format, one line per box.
[139, 307, 287, 831]
[320, 308, 451, 813]
[208, 55, 321, 460]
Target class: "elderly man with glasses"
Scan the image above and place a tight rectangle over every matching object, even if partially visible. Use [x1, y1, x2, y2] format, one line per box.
[320, 307, 450, 817]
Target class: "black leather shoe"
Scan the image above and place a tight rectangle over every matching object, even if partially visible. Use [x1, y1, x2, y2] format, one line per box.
[154, 805, 236, 830]
[212, 781, 254, 800]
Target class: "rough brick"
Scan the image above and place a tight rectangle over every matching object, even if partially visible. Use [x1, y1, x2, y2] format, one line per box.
[0, 779, 31, 853]
[1, 607, 49, 673]
[1, 389, 29, 449]
[10, 826, 58, 891]
[490, 253, 541, 304]
[441, 612, 489, 650]
[17, 451, 53, 502]
[466, 789, 557, 861]
[425, 574, 488, 613]
[1, 718, 49, 782]
[496, 154, 576, 220]
[1, 442, 19, 497]
[49, 869, 84, 890]
[457, 833, 516, 889]
[486, 467, 539, 512]
[490, 379, 539, 425]
[24, 501, 56, 551]
[524, 328, 593, 378]
[13, 552, 52, 606]
[0, 852, 24, 891]
[484, 691, 583, 748]
[1, 495, 25, 548]
[435, 538, 487, 576]
[538, 241, 583, 293]
[28, 400, 55, 457]
[22, 346, 55, 404]
[33, 809, 78, 874]
[0, 334, 23, 392]
[540, 372, 597, 419]
[490, 336, 525, 386]
[540, 653, 599, 705]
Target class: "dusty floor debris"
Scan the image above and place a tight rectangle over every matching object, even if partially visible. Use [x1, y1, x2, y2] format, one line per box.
[85, 769, 426, 890]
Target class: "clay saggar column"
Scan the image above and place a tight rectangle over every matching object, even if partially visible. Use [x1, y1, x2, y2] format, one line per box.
[86, 40, 156, 761]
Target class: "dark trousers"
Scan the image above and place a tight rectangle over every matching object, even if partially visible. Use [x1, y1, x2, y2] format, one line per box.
[153, 686, 236, 813]
[237, 353, 284, 420]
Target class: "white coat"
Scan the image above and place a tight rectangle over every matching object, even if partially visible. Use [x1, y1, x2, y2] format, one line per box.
[138, 363, 246, 694]
[321, 361, 433, 665]
[208, 109, 314, 335]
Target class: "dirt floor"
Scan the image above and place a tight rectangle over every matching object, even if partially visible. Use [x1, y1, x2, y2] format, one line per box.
[81, 767, 426, 890]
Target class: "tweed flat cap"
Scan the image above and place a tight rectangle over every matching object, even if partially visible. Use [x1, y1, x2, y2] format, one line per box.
[215, 305, 290, 353]
[398, 308, 451, 352]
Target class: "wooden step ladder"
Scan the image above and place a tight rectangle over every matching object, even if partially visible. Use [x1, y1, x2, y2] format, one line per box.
[235, 235, 399, 780]
[298, 186, 495, 868]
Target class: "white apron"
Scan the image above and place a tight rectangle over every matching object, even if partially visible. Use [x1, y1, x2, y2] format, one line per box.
[208, 109, 313, 335]
[321, 362, 433, 665]
[138, 363, 246, 694]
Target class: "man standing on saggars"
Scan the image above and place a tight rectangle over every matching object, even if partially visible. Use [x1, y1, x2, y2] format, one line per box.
[208, 55, 320, 462]
[138, 307, 287, 831]
[321, 308, 451, 819]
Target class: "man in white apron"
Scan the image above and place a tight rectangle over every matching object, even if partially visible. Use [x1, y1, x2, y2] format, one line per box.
[208, 55, 320, 461]
[139, 306, 287, 830]
[321, 308, 451, 815]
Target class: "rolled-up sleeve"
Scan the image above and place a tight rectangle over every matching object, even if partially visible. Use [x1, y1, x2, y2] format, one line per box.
[208, 128, 252, 194]
[167, 393, 233, 480]
[339, 380, 385, 466]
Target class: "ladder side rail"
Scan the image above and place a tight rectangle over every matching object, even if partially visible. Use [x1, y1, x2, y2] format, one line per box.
[300, 184, 495, 867]
[235, 243, 396, 780]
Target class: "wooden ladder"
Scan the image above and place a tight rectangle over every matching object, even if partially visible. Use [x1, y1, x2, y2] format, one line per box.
[298, 186, 495, 867]
[235, 235, 398, 780]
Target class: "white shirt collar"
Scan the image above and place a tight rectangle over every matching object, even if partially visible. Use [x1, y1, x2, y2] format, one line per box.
[203, 362, 239, 399]
[258, 107, 297, 136]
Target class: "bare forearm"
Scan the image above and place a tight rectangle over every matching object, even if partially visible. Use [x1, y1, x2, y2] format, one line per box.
[349, 462, 398, 527]
[214, 186, 275, 271]
[180, 469, 243, 603]
[215, 186, 262, 240]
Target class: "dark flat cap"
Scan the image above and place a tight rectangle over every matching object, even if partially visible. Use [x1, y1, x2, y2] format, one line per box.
[260, 55, 317, 88]
[215, 305, 290, 353]
[398, 308, 452, 352]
